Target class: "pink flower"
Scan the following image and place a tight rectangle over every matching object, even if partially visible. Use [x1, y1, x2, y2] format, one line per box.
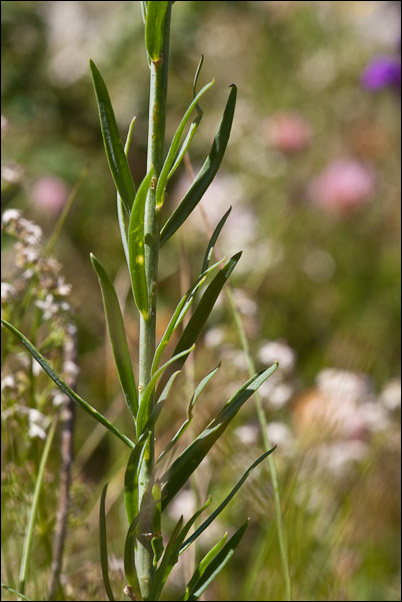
[264, 111, 313, 154]
[32, 176, 70, 215]
[308, 159, 375, 215]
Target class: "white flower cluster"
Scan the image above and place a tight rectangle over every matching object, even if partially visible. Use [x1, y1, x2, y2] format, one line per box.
[2, 210, 78, 437]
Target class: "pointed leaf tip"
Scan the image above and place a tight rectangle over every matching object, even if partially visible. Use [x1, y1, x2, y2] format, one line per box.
[90, 60, 135, 215]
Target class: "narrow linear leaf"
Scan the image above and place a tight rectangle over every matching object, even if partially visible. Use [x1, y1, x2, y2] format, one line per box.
[202, 207, 232, 273]
[193, 55, 205, 103]
[147, 370, 182, 432]
[157, 365, 220, 466]
[149, 516, 183, 600]
[149, 499, 211, 600]
[1, 319, 134, 450]
[172, 253, 242, 365]
[1, 584, 32, 601]
[152, 257, 224, 374]
[99, 484, 116, 602]
[137, 345, 195, 436]
[167, 120, 199, 182]
[161, 363, 278, 509]
[123, 515, 142, 601]
[124, 433, 150, 525]
[179, 533, 228, 601]
[124, 116, 137, 156]
[91, 254, 138, 418]
[118, 116, 137, 267]
[167, 55, 205, 181]
[160, 85, 237, 246]
[128, 167, 154, 320]
[141, 1, 147, 24]
[186, 521, 249, 601]
[145, 1, 169, 61]
[90, 60, 135, 214]
[156, 80, 214, 207]
[117, 196, 129, 267]
[188, 364, 221, 417]
[181, 446, 276, 553]
[18, 418, 58, 598]
[151, 482, 164, 567]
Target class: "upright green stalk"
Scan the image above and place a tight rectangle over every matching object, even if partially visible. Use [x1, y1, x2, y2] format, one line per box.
[137, 4, 172, 598]
[226, 289, 292, 601]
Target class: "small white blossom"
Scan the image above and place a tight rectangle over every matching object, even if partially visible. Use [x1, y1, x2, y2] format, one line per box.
[63, 360, 79, 378]
[28, 408, 48, 440]
[258, 340, 296, 375]
[379, 379, 401, 412]
[358, 402, 390, 432]
[266, 422, 294, 455]
[233, 289, 258, 318]
[222, 348, 248, 370]
[268, 383, 294, 409]
[317, 369, 372, 403]
[35, 294, 59, 320]
[318, 441, 368, 476]
[235, 424, 259, 445]
[2, 209, 21, 224]
[52, 391, 67, 407]
[1, 374, 16, 391]
[17, 246, 40, 264]
[169, 490, 196, 522]
[32, 361, 42, 376]
[55, 278, 71, 296]
[22, 269, 35, 280]
[204, 327, 225, 349]
[1, 282, 17, 302]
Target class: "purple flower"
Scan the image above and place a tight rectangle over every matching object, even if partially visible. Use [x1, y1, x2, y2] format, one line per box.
[362, 55, 401, 91]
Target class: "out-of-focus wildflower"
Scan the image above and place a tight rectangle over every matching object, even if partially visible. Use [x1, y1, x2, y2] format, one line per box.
[316, 368, 372, 403]
[362, 55, 401, 91]
[257, 340, 296, 410]
[1, 210, 77, 418]
[379, 379, 401, 412]
[266, 421, 294, 456]
[32, 175, 70, 215]
[28, 408, 49, 440]
[293, 368, 394, 445]
[258, 340, 296, 375]
[1, 282, 17, 303]
[308, 159, 375, 215]
[317, 441, 369, 477]
[204, 326, 225, 349]
[2, 209, 42, 245]
[264, 111, 313, 154]
[168, 490, 196, 522]
[235, 423, 259, 445]
[1, 115, 8, 138]
[1, 162, 24, 202]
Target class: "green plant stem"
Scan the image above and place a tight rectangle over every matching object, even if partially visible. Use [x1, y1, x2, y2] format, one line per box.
[225, 288, 292, 601]
[136, 4, 171, 599]
[18, 417, 58, 600]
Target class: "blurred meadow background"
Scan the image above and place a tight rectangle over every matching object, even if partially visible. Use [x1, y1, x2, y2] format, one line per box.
[1, 1, 401, 601]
